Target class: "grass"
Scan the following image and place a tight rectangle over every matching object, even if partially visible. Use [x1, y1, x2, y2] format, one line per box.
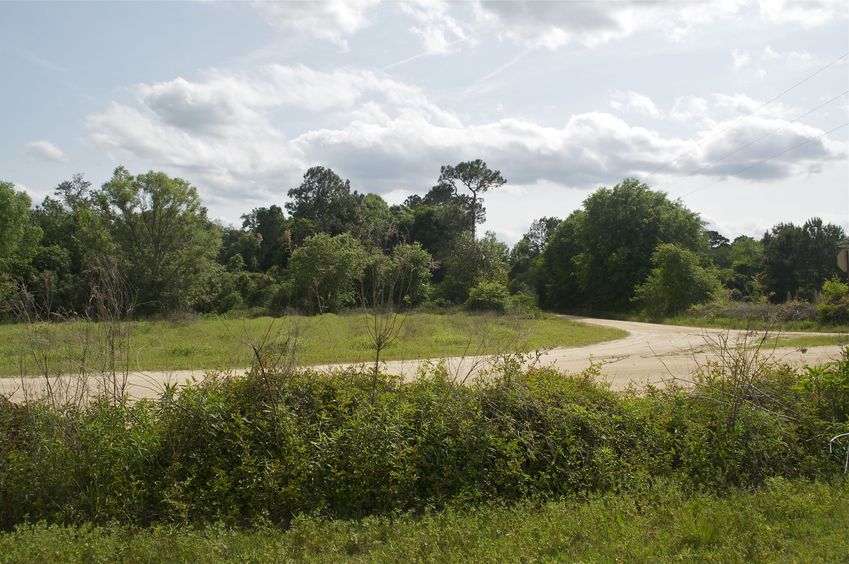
[0, 313, 625, 377]
[664, 314, 849, 333]
[775, 333, 849, 349]
[1, 478, 846, 563]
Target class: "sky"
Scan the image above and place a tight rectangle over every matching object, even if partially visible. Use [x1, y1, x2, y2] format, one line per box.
[2, 0, 848, 245]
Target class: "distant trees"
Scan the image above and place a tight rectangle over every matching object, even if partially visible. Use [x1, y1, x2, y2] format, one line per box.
[286, 166, 363, 236]
[440, 232, 509, 304]
[10, 161, 843, 321]
[434, 159, 506, 238]
[538, 178, 705, 311]
[508, 216, 561, 294]
[761, 218, 845, 302]
[97, 167, 221, 313]
[0, 181, 41, 275]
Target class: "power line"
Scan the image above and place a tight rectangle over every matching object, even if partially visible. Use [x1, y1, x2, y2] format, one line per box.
[664, 89, 849, 184]
[681, 121, 849, 198]
[649, 50, 849, 177]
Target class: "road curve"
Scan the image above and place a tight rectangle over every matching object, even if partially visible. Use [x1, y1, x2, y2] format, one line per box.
[1, 316, 845, 402]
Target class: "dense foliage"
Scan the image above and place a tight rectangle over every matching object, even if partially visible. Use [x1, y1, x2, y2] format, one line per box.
[1, 165, 846, 320]
[2, 351, 848, 529]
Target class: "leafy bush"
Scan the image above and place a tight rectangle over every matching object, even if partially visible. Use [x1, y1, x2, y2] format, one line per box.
[817, 277, 849, 324]
[2, 355, 848, 530]
[633, 243, 719, 316]
[465, 280, 509, 312]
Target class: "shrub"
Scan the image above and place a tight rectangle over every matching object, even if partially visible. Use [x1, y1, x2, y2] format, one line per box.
[633, 243, 719, 316]
[817, 277, 849, 324]
[465, 280, 509, 312]
[1, 357, 847, 529]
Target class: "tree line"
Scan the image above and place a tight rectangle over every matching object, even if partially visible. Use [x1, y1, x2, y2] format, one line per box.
[1, 165, 846, 320]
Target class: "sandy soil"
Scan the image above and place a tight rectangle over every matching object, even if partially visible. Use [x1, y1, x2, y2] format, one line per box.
[1, 316, 845, 402]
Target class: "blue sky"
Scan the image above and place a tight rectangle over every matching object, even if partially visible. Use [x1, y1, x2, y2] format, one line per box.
[2, 0, 847, 243]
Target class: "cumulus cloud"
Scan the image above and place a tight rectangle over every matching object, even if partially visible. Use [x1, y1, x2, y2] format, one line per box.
[250, 1, 845, 55]
[253, 0, 379, 49]
[610, 91, 663, 118]
[470, 0, 751, 49]
[400, 0, 468, 54]
[680, 116, 845, 179]
[26, 140, 68, 163]
[85, 64, 845, 203]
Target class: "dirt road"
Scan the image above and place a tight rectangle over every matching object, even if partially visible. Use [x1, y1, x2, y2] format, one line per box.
[1, 316, 844, 402]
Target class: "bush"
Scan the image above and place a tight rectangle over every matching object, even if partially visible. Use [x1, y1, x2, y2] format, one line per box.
[465, 280, 509, 312]
[633, 243, 719, 316]
[817, 277, 849, 324]
[2, 356, 848, 529]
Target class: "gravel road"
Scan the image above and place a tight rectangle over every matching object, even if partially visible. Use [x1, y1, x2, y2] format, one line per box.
[1, 316, 844, 402]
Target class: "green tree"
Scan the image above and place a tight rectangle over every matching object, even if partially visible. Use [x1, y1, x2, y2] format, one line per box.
[96, 167, 221, 313]
[539, 178, 704, 311]
[0, 181, 42, 314]
[633, 243, 719, 316]
[355, 193, 394, 249]
[509, 216, 561, 293]
[407, 204, 469, 271]
[288, 232, 368, 313]
[286, 166, 363, 236]
[241, 205, 288, 270]
[435, 160, 506, 237]
[32, 175, 114, 313]
[762, 218, 845, 302]
[538, 212, 584, 309]
[724, 236, 764, 300]
[0, 181, 41, 272]
[439, 231, 509, 303]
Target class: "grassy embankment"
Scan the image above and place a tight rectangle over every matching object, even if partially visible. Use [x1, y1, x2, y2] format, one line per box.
[0, 313, 625, 377]
[1, 478, 846, 562]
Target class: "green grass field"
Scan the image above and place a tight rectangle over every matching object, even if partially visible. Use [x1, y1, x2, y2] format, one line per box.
[0, 313, 625, 377]
[1, 478, 845, 563]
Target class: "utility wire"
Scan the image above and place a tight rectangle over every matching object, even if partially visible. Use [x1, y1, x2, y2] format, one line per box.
[649, 51, 849, 177]
[663, 89, 849, 184]
[681, 121, 849, 198]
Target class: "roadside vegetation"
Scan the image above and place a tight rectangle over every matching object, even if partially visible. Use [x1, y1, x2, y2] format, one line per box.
[0, 313, 624, 377]
[1, 344, 848, 558]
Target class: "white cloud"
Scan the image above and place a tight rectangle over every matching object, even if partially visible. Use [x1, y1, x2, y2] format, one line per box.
[253, 0, 379, 49]
[670, 96, 711, 124]
[610, 90, 663, 117]
[732, 48, 751, 69]
[685, 115, 845, 179]
[85, 64, 845, 203]
[758, 0, 848, 28]
[400, 0, 468, 54]
[762, 45, 780, 61]
[26, 140, 68, 163]
[470, 0, 750, 49]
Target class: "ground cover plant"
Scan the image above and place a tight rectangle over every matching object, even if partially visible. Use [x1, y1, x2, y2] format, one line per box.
[1, 478, 847, 563]
[0, 313, 624, 377]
